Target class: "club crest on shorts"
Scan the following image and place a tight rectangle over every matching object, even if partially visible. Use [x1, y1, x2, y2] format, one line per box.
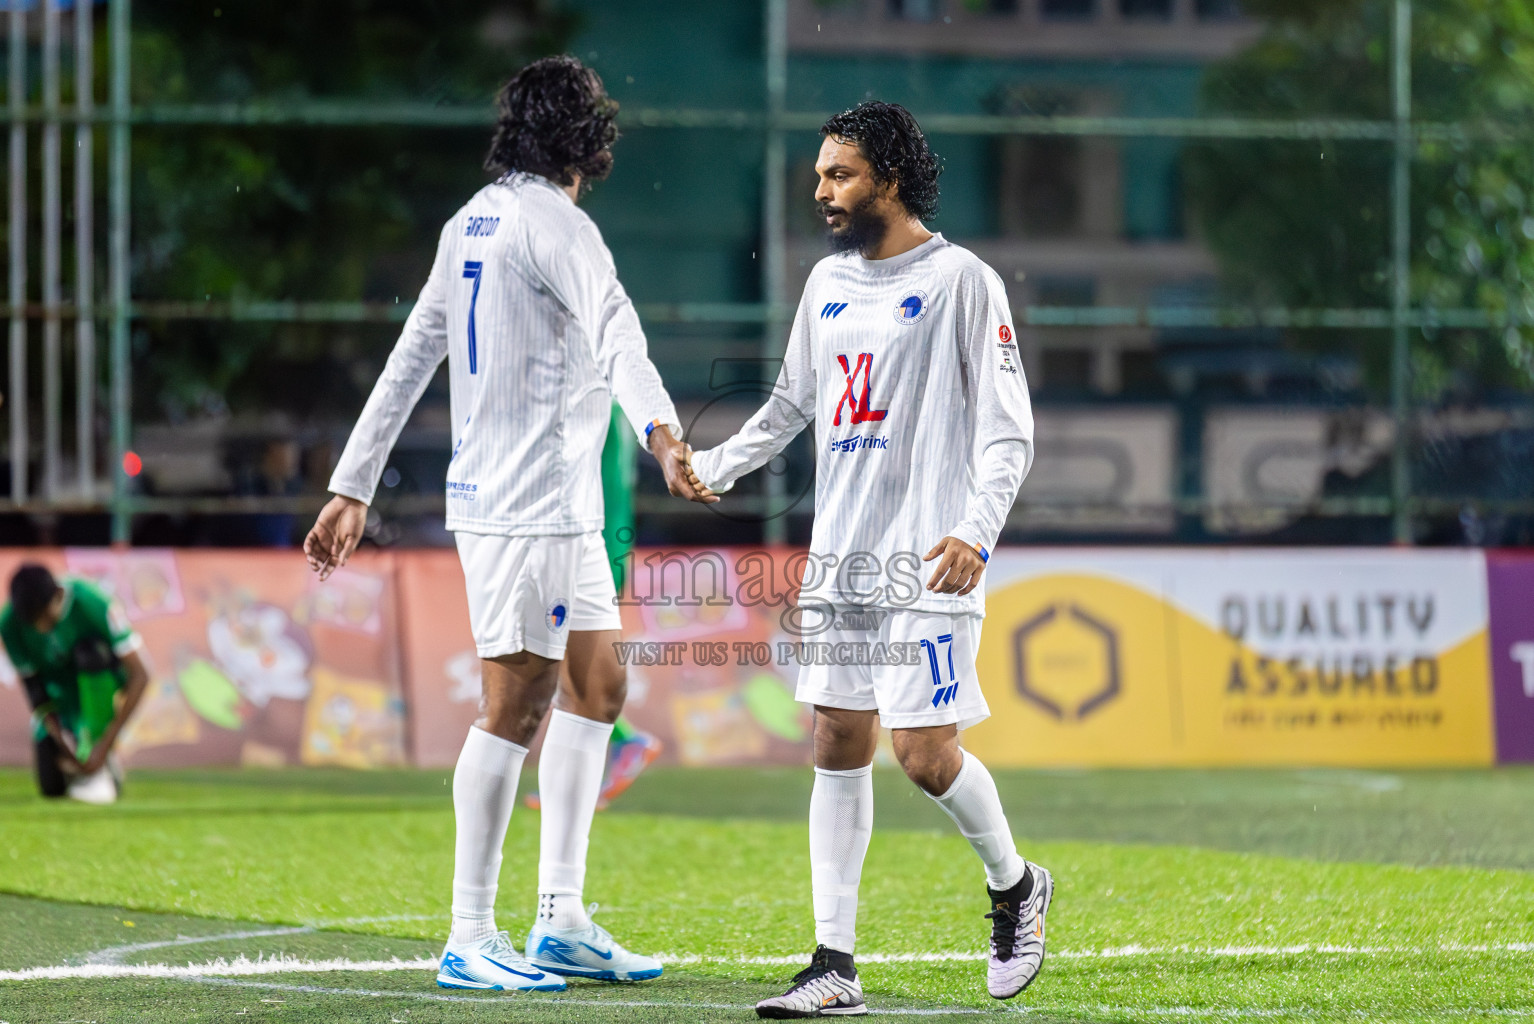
[547, 600, 569, 631]
[893, 290, 929, 325]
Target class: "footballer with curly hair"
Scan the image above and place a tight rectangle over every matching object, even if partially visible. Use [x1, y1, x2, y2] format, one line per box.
[689, 101, 1051, 1017]
[304, 55, 712, 993]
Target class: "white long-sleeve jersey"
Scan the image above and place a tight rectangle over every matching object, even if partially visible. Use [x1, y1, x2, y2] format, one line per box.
[691, 233, 1033, 616]
[329, 174, 682, 536]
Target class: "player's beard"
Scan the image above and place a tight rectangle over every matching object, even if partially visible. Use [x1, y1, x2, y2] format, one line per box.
[821, 193, 888, 256]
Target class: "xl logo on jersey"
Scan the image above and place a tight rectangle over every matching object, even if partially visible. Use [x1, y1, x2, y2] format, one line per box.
[834, 352, 890, 426]
[821, 302, 849, 319]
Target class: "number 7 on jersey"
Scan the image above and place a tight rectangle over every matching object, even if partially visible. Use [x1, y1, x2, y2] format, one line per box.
[462, 260, 483, 375]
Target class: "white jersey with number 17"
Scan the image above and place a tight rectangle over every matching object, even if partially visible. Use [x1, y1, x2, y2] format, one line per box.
[328, 173, 682, 537]
[690, 233, 1034, 617]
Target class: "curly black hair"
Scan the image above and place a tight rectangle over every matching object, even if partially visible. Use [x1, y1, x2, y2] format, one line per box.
[485, 55, 619, 188]
[821, 101, 941, 221]
[9, 563, 59, 623]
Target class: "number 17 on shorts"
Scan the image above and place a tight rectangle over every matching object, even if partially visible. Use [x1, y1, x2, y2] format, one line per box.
[922, 633, 959, 708]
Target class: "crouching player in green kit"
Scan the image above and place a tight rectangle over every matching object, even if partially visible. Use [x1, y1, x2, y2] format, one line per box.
[1, 564, 149, 804]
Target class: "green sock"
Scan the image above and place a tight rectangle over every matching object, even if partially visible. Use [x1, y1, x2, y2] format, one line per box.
[74, 670, 122, 761]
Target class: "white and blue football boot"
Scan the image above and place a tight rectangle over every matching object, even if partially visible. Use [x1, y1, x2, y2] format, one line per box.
[437, 930, 567, 991]
[525, 905, 663, 982]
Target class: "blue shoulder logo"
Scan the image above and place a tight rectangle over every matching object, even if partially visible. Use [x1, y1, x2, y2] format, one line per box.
[821, 302, 848, 319]
[894, 290, 928, 325]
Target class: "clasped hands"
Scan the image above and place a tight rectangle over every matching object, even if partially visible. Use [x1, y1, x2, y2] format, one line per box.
[653, 429, 984, 595]
[649, 425, 717, 505]
[305, 427, 983, 596]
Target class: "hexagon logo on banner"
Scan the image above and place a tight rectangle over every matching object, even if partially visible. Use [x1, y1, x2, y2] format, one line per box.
[1012, 603, 1121, 721]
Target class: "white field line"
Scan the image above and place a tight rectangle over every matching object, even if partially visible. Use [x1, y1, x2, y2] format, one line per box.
[5, 941, 1534, 982]
[82, 914, 440, 965]
[4, 955, 442, 981]
[113, 978, 1534, 1020]
[666, 942, 1534, 966]
[193, 977, 1001, 1016]
[84, 927, 314, 965]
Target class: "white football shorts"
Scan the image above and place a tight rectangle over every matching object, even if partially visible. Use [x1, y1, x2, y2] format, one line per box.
[791, 606, 990, 731]
[454, 530, 622, 660]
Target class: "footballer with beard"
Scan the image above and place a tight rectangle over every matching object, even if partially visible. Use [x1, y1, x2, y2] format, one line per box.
[688, 101, 1049, 1017]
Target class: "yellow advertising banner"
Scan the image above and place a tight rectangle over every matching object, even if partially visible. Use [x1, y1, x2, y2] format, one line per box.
[965, 551, 1495, 767]
[0, 546, 1495, 769]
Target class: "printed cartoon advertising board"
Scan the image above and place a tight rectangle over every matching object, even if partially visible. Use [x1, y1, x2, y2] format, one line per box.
[965, 549, 1494, 766]
[391, 548, 815, 767]
[0, 548, 408, 769]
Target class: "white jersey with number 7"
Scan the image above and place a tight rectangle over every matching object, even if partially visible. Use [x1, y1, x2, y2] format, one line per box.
[328, 173, 682, 537]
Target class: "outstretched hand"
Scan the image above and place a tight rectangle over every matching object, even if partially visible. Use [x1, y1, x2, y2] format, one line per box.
[681, 447, 717, 503]
[304, 495, 369, 581]
[923, 536, 987, 596]
[650, 425, 719, 504]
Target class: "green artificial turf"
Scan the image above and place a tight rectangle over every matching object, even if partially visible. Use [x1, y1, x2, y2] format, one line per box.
[0, 766, 1530, 1023]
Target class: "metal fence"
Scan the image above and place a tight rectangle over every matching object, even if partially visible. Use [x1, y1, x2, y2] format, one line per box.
[1, 0, 1527, 545]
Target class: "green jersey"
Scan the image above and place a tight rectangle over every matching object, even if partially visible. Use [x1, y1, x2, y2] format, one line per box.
[601, 403, 636, 591]
[0, 577, 141, 747]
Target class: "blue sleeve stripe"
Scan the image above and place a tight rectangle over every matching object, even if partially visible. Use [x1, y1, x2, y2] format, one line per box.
[974, 543, 990, 563]
[645, 419, 659, 437]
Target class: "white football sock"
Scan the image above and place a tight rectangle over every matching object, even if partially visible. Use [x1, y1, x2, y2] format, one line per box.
[537, 892, 588, 931]
[809, 764, 874, 955]
[536, 709, 614, 930]
[449, 726, 528, 946]
[929, 749, 1027, 892]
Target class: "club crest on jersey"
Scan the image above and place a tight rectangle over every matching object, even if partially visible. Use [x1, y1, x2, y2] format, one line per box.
[548, 601, 569, 631]
[894, 290, 928, 325]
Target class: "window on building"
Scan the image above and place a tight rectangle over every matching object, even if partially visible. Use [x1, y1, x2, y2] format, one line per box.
[1041, 349, 1094, 393]
[1119, 0, 1172, 18]
[888, 0, 943, 21]
[1195, 0, 1242, 18]
[1040, 0, 1095, 20]
[998, 136, 1084, 238]
[1033, 276, 1098, 308]
[1119, 350, 1167, 396]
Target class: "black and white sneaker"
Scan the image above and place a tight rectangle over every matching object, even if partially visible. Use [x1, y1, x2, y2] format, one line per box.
[755, 944, 867, 1018]
[985, 862, 1053, 999]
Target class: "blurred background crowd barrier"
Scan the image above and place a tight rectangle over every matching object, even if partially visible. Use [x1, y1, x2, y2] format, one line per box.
[0, 546, 1529, 768]
[2, 0, 1534, 551]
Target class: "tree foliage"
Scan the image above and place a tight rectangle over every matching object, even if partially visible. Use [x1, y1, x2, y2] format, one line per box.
[1185, 0, 1534, 398]
[128, 1, 577, 418]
